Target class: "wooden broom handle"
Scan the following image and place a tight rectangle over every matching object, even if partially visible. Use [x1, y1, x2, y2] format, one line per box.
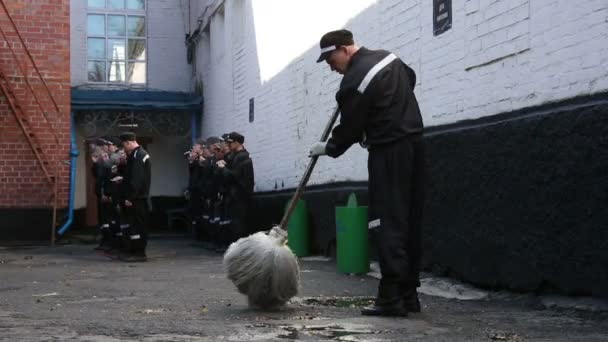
[278, 106, 341, 230]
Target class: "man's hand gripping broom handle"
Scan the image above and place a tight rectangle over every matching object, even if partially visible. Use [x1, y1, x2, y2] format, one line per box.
[271, 107, 341, 245]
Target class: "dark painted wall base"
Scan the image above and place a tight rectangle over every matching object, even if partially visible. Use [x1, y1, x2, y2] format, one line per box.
[0, 197, 189, 243]
[68, 196, 189, 232]
[422, 93, 608, 297]
[251, 92, 608, 298]
[0, 208, 55, 242]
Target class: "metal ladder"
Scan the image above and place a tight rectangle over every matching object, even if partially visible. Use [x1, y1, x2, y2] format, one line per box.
[0, 0, 64, 245]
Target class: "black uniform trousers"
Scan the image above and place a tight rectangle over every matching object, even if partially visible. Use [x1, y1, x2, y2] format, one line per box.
[189, 189, 203, 239]
[368, 135, 425, 306]
[108, 200, 123, 249]
[124, 198, 149, 254]
[226, 195, 249, 243]
[98, 199, 113, 246]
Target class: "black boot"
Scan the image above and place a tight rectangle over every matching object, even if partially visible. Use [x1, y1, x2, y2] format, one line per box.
[403, 289, 421, 313]
[94, 226, 112, 250]
[119, 238, 147, 262]
[119, 253, 147, 262]
[362, 281, 409, 317]
[361, 303, 408, 317]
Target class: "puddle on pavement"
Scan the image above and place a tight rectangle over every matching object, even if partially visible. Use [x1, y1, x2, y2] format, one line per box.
[242, 323, 380, 341]
[66, 296, 138, 304]
[0, 286, 23, 292]
[485, 329, 523, 342]
[292, 296, 375, 308]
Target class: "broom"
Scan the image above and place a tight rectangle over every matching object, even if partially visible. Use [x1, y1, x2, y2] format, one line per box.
[223, 106, 341, 309]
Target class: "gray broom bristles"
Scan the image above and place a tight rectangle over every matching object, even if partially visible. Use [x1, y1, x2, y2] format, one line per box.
[223, 106, 341, 310]
[223, 226, 300, 309]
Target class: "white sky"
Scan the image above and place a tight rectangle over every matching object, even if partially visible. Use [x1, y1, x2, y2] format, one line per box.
[251, 0, 377, 82]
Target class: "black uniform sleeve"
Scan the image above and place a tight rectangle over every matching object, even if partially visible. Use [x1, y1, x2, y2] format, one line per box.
[325, 86, 372, 158]
[127, 152, 151, 200]
[221, 153, 254, 196]
[236, 158, 254, 196]
[188, 158, 202, 190]
[92, 162, 106, 198]
[100, 165, 112, 197]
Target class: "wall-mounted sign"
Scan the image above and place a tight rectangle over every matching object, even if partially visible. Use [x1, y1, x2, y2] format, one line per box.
[433, 0, 452, 36]
[249, 97, 255, 123]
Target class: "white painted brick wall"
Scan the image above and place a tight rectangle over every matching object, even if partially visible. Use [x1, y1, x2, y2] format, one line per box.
[193, 0, 608, 192]
[70, 0, 87, 85]
[70, 0, 191, 92]
[146, 0, 191, 92]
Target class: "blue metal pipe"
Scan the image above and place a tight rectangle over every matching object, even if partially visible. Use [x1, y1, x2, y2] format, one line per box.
[57, 112, 79, 236]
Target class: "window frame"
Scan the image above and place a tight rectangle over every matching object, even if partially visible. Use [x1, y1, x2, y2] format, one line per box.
[86, 0, 147, 85]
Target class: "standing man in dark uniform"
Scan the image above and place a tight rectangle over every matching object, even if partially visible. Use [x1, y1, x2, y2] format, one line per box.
[216, 132, 254, 249]
[119, 132, 151, 262]
[187, 139, 205, 240]
[198, 136, 220, 248]
[310, 29, 426, 317]
[92, 138, 112, 251]
[106, 138, 126, 253]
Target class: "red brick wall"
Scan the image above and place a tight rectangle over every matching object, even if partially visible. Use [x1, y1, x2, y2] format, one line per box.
[0, 0, 70, 209]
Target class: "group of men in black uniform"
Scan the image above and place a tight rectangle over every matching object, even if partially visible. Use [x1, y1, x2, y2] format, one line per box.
[90, 132, 151, 262]
[186, 131, 254, 253]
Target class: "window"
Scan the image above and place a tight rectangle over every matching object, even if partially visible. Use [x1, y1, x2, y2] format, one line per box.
[87, 0, 146, 84]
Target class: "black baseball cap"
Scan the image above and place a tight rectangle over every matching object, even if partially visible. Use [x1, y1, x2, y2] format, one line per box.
[316, 29, 354, 63]
[225, 132, 244, 144]
[95, 138, 109, 146]
[107, 137, 121, 146]
[119, 132, 137, 142]
[206, 136, 222, 146]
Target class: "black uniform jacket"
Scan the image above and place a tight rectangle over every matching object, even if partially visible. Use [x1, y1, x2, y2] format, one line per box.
[221, 149, 254, 199]
[326, 47, 424, 158]
[124, 146, 151, 201]
[188, 156, 205, 193]
[92, 161, 110, 198]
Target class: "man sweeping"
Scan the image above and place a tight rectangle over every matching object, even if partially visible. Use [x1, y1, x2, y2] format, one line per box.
[310, 29, 426, 317]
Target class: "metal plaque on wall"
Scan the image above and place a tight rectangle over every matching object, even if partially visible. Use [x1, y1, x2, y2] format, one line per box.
[433, 0, 452, 36]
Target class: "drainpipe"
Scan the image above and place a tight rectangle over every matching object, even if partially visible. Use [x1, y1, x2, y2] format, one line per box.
[57, 112, 79, 236]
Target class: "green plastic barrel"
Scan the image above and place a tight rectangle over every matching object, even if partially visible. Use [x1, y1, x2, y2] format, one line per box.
[335, 193, 369, 274]
[286, 199, 310, 257]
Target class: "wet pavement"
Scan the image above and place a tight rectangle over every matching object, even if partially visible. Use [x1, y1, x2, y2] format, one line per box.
[1, 238, 607, 341]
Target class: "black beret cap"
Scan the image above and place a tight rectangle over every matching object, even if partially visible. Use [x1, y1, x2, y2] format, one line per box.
[119, 132, 137, 142]
[316, 29, 354, 63]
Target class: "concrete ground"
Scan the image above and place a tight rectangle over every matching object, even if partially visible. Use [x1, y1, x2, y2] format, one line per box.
[1, 237, 607, 341]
